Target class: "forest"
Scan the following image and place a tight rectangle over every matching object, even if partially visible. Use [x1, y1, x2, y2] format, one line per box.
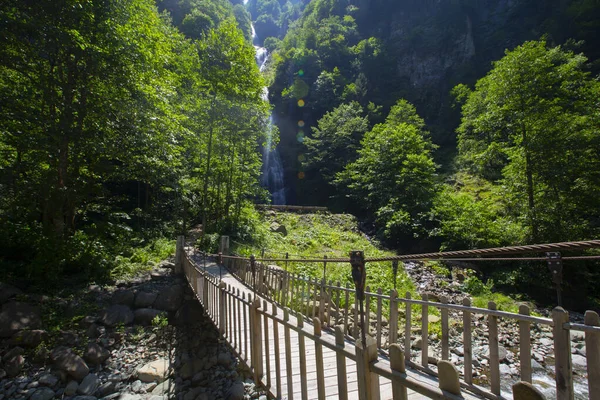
[1, 0, 599, 307]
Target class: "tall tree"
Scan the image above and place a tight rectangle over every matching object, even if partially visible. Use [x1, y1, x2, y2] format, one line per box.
[455, 40, 600, 242]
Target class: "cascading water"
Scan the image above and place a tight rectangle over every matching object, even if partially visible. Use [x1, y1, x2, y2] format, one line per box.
[252, 23, 286, 204]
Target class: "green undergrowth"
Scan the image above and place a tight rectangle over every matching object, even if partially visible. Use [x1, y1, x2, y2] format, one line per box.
[111, 237, 176, 280]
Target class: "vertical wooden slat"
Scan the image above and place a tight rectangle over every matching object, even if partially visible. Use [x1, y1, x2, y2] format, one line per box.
[233, 288, 239, 351]
[336, 281, 342, 324]
[285, 271, 292, 307]
[365, 286, 371, 336]
[389, 290, 398, 346]
[553, 307, 574, 400]
[319, 279, 325, 323]
[297, 315, 308, 400]
[404, 292, 412, 363]
[263, 300, 271, 390]
[251, 298, 263, 383]
[585, 311, 600, 400]
[344, 284, 350, 331]
[376, 288, 383, 348]
[390, 344, 408, 400]
[219, 282, 226, 335]
[313, 278, 319, 319]
[335, 326, 348, 400]
[242, 292, 248, 361]
[519, 304, 532, 383]
[305, 278, 311, 317]
[488, 301, 500, 395]
[314, 318, 326, 400]
[272, 304, 282, 398]
[421, 293, 429, 367]
[327, 280, 334, 327]
[463, 297, 472, 385]
[441, 296, 449, 361]
[353, 291, 359, 339]
[283, 308, 294, 400]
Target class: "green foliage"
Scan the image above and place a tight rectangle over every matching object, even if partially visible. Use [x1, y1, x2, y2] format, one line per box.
[111, 238, 176, 280]
[337, 100, 438, 245]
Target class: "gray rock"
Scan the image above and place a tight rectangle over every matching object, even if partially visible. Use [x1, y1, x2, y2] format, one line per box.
[499, 363, 512, 375]
[51, 347, 90, 380]
[87, 324, 101, 339]
[4, 353, 24, 377]
[137, 359, 169, 383]
[572, 354, 587, 369]
[452, 346, 464, 356]
[134, 292, 158, 309]
[217, 352, 232, 367]
[94, 382, 116, 397]
[111, 289, 135, 307]
[29, 387, 55, 400]
[10, 330, 47, 348]
[225, 382, 245, 400]
[539, 338, 553, 347]
[148, 396, 165, 400]
[0, 283, 22, 304]
[131, 380, 143, 393]
[4, 345, 24, 359]
[531, 359, 545, 371]
[38, 373, 59, 387]
[134, 309, 165, 326]
[570, 331, 585, 342]
[411, 337, 422, 350]
[84, 343, 110, 365]
[72, 396, 97, 400]
[118, 395, 142, 400]
[65, 381, 79, 396]
[0, 302, 42, 337]
[153, 285, 184, 312]
[269, 222, 287, 236]
[77, 374, 100, 395]
[99, 305, 134, 327]
[151, 379, 174, 396]
[498, 345, 508, 362]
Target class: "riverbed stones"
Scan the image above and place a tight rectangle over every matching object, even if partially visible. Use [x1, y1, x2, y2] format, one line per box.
[29, 387, 55, 400]
[84, 343, 110, 365]
[77, 373, 99, 395]
[0, 302, 42, 337]
[65, 380, 79, 396]
[226, 381, 245, 400]
[38, 373, 59, 387]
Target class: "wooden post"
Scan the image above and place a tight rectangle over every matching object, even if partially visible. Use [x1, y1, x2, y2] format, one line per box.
[390, 344, 408, 400]
[438, 360, 461, 395]
[251, 298, 263, 383]
[463, 297, 473, 385]
[421, 293, 429, 367]
[356, 335, 380, 400]
[389, 290, 399, 346]
[585, 311, 600, 400]
[175, 235, 185, 274]
[314, 318, 326, 400]
[441, 296, 449, 361]
[335, 326, 348, 400]
[519, 304, 532, 383]
[513, 381, 546, 400]
[553, 307, 574, 400]
[488, 301, 500, 396]
[218, 281, 226, 335]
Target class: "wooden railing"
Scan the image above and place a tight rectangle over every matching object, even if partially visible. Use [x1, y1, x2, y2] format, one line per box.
[213, 248, 600, 400]
[181, 251, 484, 400]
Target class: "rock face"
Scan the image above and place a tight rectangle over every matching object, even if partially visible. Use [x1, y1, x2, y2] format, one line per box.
[137, 359, 169, 383]
[99, 304, 134, 326]
[0, 301, 42, 337]
[153, 285, 183, 312]
[51, 346, 90, 380]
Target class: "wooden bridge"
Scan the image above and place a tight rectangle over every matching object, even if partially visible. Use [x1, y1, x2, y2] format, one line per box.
[175, 237, 600, 400]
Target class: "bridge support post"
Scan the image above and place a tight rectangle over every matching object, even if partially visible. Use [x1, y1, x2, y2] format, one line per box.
[250, 298, 263, 383]
[175, 235, 185, 275]
[219, 235, 229, 255]
[218, 281, 226, 335]
[552, 307, 574, 400]
[203, 277, 209, 307]
[390, 344, 407, 400]
[356, 334, 380, 400]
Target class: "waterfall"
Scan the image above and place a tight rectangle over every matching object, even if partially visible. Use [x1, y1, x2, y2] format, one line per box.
[252, 23, 286, 205]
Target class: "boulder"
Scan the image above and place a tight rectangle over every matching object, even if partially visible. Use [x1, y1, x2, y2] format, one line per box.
[99, 304, 134, 327]
[269, 222, 287, 236]
[84, 343, 110, 365]
[134, 292, 158, 309]
[134, 309, 166, 326]
[572, 354, 587, 369]
[0, 283, 22, 304]
[77, 373, 99, 395]
[137, 359, 169, 383]
[51, 346, 90, 380]
[151, 379, 175, 396]
[111, 289, 135, 307]
[65, 380, 79, 396]
[0, 301, 42, 337]
[428, 315, 441, 324]
[10, 329, 48, 348]
[38, 373, 59, 387]
[95, 381, 116, 397]
[4, 352, 24, 377]
[153, 285, 184, 312]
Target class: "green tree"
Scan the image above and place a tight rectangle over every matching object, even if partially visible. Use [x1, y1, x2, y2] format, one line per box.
[338, 100, 438, 245]
[455, 40, 600, 242]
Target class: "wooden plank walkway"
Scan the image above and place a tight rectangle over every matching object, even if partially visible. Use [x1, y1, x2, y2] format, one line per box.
[191, 254, 483, 400]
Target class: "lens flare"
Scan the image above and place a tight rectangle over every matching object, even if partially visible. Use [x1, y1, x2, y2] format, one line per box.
[298, 70, 304, 76]
[298, 171, 305, 179]
[298, 120, 305, 127]
[298, 154, 306, 162]
[297, 99, 305, 107]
